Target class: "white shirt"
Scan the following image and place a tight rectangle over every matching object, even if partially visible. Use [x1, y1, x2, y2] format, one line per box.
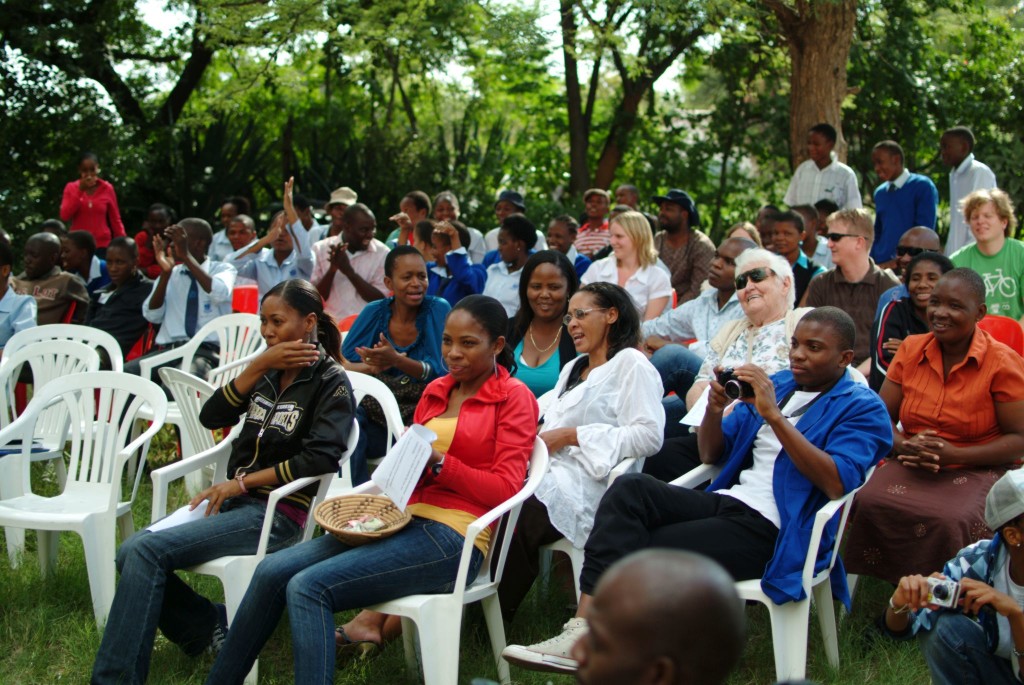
[580, 256, 674, 317]
[640, 288, 744, 358]
[306, 222, 329, 245]
[467, 227, 487, 265]
[719, 390, 820, 527]
[482, 261, 524, 317]
[783, 153, 863, 210]
[812, 235, 834, 270]
[143, 259, 236, 345]
[945, 153, 998, 256]
[535, 348, 665, 546]
[483, 227, 548, 253]
[209, 229, 234, 262]
[310, 237, 389, 321]
[224, 221, 315, 297]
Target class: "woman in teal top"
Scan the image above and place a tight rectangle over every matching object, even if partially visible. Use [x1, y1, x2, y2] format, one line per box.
[507, 251, 579, 397]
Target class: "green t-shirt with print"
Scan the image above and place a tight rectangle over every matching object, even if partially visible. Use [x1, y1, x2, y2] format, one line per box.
[951, 238, 1024, 320]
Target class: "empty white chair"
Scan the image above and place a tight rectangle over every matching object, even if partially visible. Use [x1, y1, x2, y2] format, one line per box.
[363, 436, 549, 685]
[328, 371, 404, 497]
[0, 372, 167, 627]
[2, 324, 124, 372]
[159, 368, 220, 493]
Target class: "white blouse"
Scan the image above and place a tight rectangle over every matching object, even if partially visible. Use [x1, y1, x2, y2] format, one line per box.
[535, 347, 665, 547]
[580, 256, 673, 316]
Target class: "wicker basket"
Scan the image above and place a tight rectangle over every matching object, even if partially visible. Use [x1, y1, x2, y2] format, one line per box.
[314, 494, 412, 546]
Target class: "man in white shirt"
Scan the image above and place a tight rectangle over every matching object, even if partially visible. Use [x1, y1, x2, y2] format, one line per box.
[133, 218, 236, 381]
[293, 194, 328, 245]
[209, 197, 251, 262]
[783, 123, 863, 210]
[312, 203, 389, 321]
[940, 126, 998, 256]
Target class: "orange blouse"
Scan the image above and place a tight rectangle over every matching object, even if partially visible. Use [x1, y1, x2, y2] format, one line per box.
[887, 329, 1024, 446]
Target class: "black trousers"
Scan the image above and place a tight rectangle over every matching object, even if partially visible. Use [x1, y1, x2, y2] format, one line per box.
[579, 473, 779, 595]
[497, 496, 565, 622]
[642, 433, 703, 483]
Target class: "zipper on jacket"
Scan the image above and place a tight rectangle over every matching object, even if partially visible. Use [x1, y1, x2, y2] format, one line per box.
[238, 372, 314, 474]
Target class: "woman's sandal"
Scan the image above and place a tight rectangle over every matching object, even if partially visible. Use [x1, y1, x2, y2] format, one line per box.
[335, 626, 381, 668]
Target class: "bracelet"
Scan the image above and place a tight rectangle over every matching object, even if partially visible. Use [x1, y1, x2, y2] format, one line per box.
[236, 471, 248, 494]
[888, 596, 911, 615]
[419, 361, 431, 381]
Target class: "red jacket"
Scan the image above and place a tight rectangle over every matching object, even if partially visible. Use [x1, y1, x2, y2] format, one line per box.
[60, 178, 126, 248]
[134, 230, 163, 279]
[408, 366, 538, 519]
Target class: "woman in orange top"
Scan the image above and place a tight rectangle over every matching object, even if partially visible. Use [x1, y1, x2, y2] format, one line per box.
[846, 268, 1024, 584]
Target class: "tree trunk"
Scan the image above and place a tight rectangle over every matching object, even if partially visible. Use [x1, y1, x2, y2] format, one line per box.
[767, 0, 857, 168]
[592, 86, 645, 189]
[561, 0, 591, 195]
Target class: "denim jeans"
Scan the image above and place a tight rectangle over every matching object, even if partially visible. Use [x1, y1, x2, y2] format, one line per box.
[918, 612, 1018, 685]
[91, 496, 301, 685]
[347, 405, 388, 485]
[205, 517, 484, 685]
[649, 344, 703, 398]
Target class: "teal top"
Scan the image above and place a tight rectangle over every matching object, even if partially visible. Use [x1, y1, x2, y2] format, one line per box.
[513, 339, 562, 397]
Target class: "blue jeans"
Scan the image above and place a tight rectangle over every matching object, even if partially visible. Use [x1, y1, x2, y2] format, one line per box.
[205, 517, 483, 685]
[347, 405, 388, 485]
[918, 612, 1017, 685]
[91, 496, 301, 685]
[649, 344, 703, 398]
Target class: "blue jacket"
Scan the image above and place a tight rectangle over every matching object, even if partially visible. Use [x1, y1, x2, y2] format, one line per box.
[708, 369, 892, 607]
[427, 249, 485, 307]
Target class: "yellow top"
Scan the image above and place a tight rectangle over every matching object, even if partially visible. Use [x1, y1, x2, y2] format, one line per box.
[408, 416, 491, 554]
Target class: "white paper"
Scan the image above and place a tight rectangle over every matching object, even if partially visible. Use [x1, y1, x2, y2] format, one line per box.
[680, 387, 738, 426]
[147, 501, 209, 533]
[370, 424, 437, 511]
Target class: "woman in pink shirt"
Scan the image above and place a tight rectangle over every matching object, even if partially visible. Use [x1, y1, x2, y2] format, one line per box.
[60, 152, 126, 256]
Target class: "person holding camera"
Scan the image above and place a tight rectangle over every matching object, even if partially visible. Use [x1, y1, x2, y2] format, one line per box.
[882, 470, 1024, 685]
[502, 307, 893, 674]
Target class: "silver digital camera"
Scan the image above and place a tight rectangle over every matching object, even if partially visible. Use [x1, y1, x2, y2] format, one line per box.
[925, 577, 961, 609]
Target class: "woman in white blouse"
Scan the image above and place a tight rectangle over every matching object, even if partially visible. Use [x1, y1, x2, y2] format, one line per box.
[580, 211, 672, 320]
[497, 282, 665, 621]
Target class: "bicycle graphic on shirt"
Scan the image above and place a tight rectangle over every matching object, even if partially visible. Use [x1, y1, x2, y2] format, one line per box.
[982, 268, 1018, 304]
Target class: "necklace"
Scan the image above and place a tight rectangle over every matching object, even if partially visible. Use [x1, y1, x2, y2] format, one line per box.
[528, 324, 560, 353]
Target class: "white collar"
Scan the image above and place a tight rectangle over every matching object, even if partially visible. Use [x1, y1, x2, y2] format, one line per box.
[889, 168, 911, 189]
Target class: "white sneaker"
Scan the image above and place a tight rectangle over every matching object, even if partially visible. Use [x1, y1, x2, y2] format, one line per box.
[501, 618, 588, 674]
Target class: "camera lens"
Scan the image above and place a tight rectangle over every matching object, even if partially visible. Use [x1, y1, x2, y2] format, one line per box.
[724, 380, 742, 400]
[932, 584, 949, 600]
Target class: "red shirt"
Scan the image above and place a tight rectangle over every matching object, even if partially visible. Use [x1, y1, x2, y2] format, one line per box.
[60, 178, 126, 248]
[408, 366, 538, 518]
[134, 230, 163, 279]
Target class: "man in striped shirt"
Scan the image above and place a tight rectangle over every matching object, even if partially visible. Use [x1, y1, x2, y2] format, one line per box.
[574, 188, 612, 257]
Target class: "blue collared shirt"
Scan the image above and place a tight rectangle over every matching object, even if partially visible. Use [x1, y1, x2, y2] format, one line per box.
[0, 286, 37, 349]
[640, 287, 744, 358]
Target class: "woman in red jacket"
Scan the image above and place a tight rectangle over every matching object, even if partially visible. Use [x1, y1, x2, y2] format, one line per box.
[205, 294, 539, 685]
[60, 152, 126, 256]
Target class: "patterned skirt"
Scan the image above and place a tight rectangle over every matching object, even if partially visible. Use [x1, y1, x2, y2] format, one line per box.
[843, 460, 1009, 584]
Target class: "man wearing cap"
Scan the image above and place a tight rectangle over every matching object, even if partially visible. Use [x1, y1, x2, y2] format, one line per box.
[882, 469, 1024, 684]
[653, 189, 716, 305]
[320, 186, 358, 245]
[311, 203, 389, 321]
[574, 189, 611, 257]
[483, 190, 547, 258]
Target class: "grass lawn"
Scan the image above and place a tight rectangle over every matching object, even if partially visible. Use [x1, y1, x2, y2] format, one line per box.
[0, 427, 932, 684]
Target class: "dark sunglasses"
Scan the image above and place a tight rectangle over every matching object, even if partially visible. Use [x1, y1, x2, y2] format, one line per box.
[826, 232, 861, 243]
[896, 246, 936, 258]
[735, 267, 775, 290]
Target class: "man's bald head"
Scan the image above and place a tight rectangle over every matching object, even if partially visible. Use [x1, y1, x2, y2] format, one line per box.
[573, 550, 745, 685]
[895, 227, 941, 275]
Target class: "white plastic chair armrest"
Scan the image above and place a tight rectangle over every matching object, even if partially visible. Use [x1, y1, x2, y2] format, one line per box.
[608, 457, 637, 486]
[669, 463, 719, 489]
[151, 441, 233, 522]
[138, 344, 191, 381]
[206, 349, 264, 386]
[255, 473, 332, 559]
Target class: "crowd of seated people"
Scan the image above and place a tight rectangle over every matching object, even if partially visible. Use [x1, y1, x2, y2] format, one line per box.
[2, 121, 1023, 683]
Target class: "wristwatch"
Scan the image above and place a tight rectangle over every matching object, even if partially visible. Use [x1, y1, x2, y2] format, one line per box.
[431, 453, 446, 477]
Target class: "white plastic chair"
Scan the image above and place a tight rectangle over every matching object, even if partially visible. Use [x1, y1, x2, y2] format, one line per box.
[328, 371, 404, 497]
[2, 324, 124, 372]
[362, 436, 549, 685]
[670, 462, 877, 681]
[150, 416, 359, 685]
[539, 455, 641, 600]
[0, 372, 167, 627]
[159, 368, 221, 494]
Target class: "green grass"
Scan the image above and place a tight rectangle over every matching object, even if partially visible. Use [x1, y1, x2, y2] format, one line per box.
[0, 428, 931, 684]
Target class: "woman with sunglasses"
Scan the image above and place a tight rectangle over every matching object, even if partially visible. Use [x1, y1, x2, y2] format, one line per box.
[644, 248, 811, 483]
[868, 251, 954, 391]
[497, 281, 664, 622]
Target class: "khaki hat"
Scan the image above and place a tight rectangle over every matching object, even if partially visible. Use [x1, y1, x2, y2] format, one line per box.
[325, 187, 358, 210]
[985, 470, 1024, 531]
[584, 188, 610, 201]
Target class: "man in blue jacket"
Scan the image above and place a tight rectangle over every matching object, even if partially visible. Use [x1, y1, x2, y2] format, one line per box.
[502, 306, 893, 675]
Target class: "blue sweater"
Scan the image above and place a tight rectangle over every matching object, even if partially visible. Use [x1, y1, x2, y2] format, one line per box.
[426, 249, 485, 307]
[708, 369, 892, 608]
[341, 296, 450, 381]
[870, 173, 939, 263]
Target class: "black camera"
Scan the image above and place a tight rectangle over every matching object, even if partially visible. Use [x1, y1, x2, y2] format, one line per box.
[717, 368, 753, 400]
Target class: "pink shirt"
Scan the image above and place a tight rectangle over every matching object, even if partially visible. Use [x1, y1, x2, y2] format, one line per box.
[60, 178, 126, 248]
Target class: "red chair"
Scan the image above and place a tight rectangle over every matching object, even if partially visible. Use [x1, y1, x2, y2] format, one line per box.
[232, 285, 259, 314]
[60, 300, 77, 324]
[978, 314, 1024, 356]
[126, 325, 157, 362]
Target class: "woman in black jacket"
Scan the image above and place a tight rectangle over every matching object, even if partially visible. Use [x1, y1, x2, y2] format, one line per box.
[507, 250, 579, 397]
[91, 278, 355, 685]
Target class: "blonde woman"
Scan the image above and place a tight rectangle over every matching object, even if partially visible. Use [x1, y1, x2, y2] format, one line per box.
[581, 210, 672, 320]
[726, 221, 763, 247]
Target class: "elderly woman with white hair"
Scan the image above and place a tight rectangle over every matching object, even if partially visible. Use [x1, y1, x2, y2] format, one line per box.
[645, 247, 812, 481]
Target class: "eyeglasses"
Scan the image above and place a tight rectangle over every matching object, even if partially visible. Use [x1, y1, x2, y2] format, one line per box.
[896, 246, 936, 258]
[734, 267, 775, 290]
[562, 308, 608, 325]
[826, 232, 861, 243]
